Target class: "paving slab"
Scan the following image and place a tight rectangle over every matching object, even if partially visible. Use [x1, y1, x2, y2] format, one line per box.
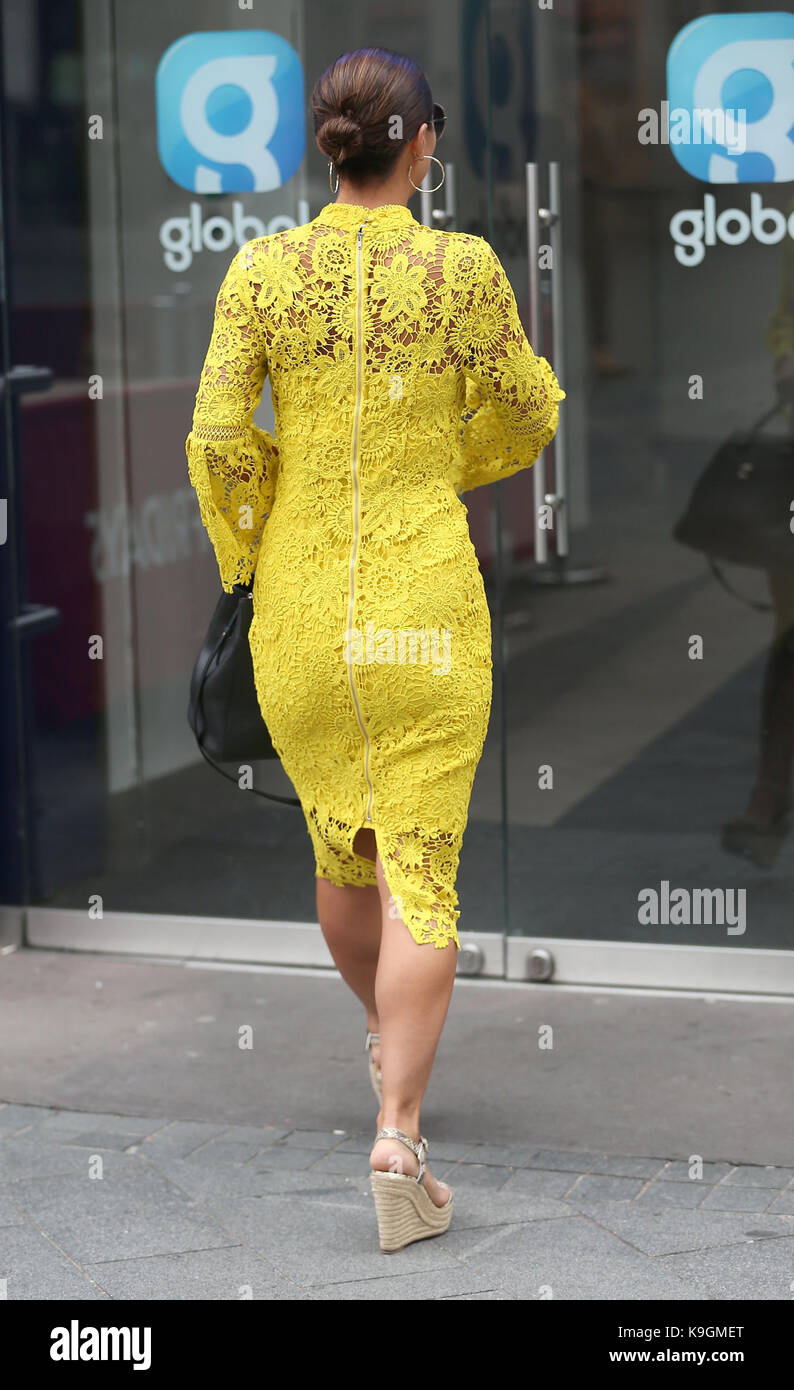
[661, 1235, 794, 1300]
[442, 1287, 516, 1299]
[589, 1156, 667, 1179]
[84, 1246, 301, 1300]
[7, 1162, 238, 1264]
[130, 1122, 232, 1159]
[278, 1130, 349, 1150]
[305, 1151, 375, 1178]
[176, 1140, 263, 1166]
[0, 1135, 128, 1183]
[564, 1197, 794, 1256]
[437, 1162, 512, 1192]
[439, 1214, 708, 1301]
[210, 1124, 293, 1146]
[657, 1161, 735, 1183]
[38, 1111, 172, 1138]
[247, 1146, 327, 1172]
[137, 1154, 363, 1203]
[564, 1174, 646, 1202]
[430, 1191, 573, 1234]
[0, 1224, 110, 1300]
[722, 1166, 794, 1189]
[521, 1149, 608, 1173]
[499, 1168, 581, 1200]
[456, 1144, 527, 1166]
[0, 1105, 59, 1135]
[768, 1192, 794, 1215]
[0, 1193, 26, 1226]
[699, 1185, 777, 1213]
[50, 1130, 151, 1153]
[307, 1266, 514, 1300]
[198, 1191, 465, 1286]
[633, 1180, 707, 1209]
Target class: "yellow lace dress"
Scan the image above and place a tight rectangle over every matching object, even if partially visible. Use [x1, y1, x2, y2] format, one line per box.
[186, 201, 565, 949]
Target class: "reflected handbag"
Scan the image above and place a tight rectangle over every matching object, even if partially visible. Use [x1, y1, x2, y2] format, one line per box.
[673, 400, 794, 576]
[187, 580, 300, 806]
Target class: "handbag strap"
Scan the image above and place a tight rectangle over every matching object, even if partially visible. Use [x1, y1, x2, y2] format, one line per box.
[195, 736, 301, 806]
[707, 555, 773, 612]
[746, 398, 794, 440]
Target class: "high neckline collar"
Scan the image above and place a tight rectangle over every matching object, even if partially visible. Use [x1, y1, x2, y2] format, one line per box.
[316, 201, 417, 231]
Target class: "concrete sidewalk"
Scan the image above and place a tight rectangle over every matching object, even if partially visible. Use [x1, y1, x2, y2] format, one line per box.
[1, 948, 793, 1300]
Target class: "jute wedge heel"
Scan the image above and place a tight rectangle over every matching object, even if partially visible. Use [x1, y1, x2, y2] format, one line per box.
[364, 1030, 383, 1104]
[370, 1127, 454, 1253]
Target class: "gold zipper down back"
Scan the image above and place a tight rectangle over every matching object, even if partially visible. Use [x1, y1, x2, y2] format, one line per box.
[346, 222, 374, 823]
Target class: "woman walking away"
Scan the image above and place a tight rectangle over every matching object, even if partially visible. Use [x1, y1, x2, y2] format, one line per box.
[186, 47, 565, 1253]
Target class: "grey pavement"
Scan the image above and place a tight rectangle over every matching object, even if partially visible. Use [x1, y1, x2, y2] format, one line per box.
[1, 948, 793, 1300]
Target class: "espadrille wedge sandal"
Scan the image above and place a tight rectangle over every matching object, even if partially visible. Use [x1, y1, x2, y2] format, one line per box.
[370, 1127, 454, 1253]
[364, 1031, 383, 1103]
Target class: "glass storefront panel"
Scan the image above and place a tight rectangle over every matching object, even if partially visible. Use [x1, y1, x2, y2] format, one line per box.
[3, 0, 792, 980]
[0, 15, 25, 938]
[5, 0, 507, 942]
[486, 0, 794, 963]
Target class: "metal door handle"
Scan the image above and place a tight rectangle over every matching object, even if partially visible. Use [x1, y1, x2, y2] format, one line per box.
[0, 365, 54, 396]
[421, 161, 456, 229]
[527, 161, 568, 560]
[9, 603, 61, 638]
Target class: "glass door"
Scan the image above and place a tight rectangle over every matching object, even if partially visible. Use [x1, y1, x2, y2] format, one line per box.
[485, 0, 794, 991]
[0, 14, 24, 944]
[0, 1, 60, 946]
[10, 0, 508, 971]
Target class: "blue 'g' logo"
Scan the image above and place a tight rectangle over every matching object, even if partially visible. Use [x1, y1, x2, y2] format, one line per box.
[666, 12, 794, 183]
[156, 30, 305, 193]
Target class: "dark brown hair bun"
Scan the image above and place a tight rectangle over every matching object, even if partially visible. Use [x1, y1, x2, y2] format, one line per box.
[315, 112, 364, 166]
[312, 47, 433, 182]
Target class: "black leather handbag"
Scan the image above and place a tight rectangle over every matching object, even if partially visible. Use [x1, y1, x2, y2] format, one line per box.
[187, 580, 300, 806]
[672, 399, 794, 608]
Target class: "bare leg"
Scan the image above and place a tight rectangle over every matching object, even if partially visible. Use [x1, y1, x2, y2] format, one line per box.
[369, 851, 458, 1207]
[315, 828, 383, 1067]
[316, 877, 381, 1048]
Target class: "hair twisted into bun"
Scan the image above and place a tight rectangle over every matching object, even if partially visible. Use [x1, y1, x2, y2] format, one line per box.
[312, 47, 433, 183]
[315, 112, 365, 166]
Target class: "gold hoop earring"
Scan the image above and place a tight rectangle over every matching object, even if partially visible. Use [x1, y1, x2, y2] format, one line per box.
[328, 162, 340, 194]
[408, 154, 445, 193]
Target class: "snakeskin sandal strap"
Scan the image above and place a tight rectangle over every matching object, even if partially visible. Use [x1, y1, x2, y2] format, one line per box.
[364, 1033, 383, 1104]
[373, 1127, 430, 1184]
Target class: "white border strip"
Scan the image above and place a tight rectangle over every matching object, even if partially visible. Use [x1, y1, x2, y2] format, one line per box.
[26, 908, 334, 967]
[507, 935, 794, 995]
[23, 910, 504, 976]
[21, 909, 794, 996]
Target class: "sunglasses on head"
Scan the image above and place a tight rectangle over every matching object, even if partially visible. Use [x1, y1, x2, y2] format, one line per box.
[431, 102, 446, 139]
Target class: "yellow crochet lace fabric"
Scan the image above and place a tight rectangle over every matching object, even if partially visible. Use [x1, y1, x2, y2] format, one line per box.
[186, 201, 565, 949]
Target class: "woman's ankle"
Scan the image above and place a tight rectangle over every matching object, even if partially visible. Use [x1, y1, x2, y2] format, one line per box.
[377, 1112, 421, 1139]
